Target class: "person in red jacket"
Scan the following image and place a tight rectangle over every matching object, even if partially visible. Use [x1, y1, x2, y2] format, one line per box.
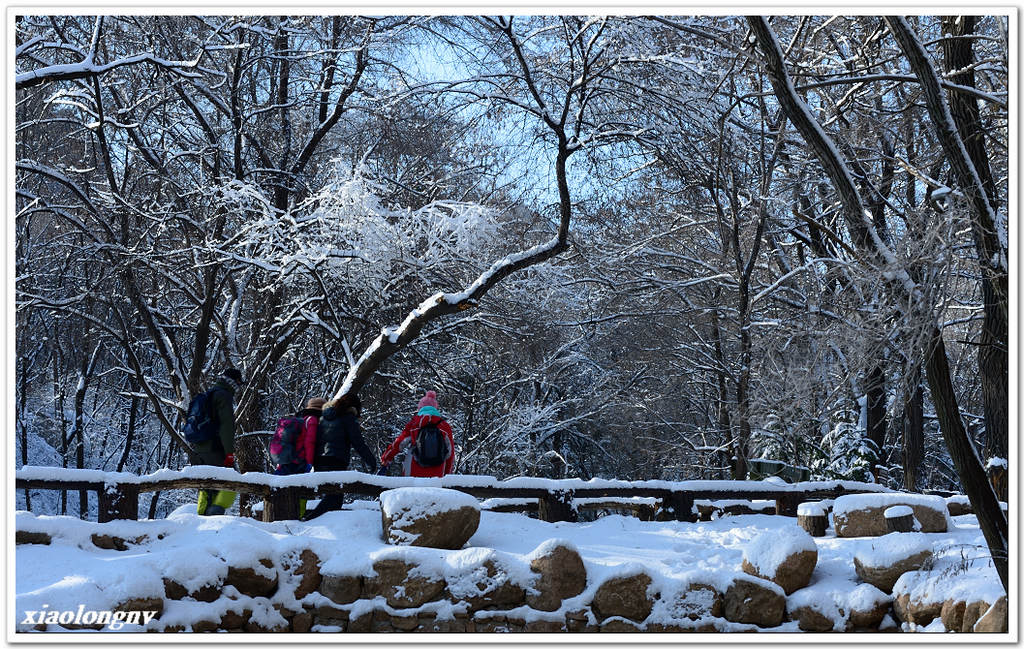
[379, 391, 454, 477]
[273, 397, 323, 476]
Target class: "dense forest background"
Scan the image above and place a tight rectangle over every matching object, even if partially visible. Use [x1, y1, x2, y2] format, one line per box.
[15, 15, 1009, 520]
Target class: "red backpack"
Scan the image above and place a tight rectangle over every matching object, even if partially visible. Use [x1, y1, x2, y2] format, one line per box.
[270, 417, 304, 465]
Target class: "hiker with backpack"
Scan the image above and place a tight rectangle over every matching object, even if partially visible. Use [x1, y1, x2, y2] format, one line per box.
[271, 397, 324, 476]
[183, 367, 243, 516]
[302, 393, 377, 521]
[378, 390, 454, 478]
[269, 397, 324, 519]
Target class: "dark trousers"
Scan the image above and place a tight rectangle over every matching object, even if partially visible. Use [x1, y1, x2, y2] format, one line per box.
[303, 457, 348, 520]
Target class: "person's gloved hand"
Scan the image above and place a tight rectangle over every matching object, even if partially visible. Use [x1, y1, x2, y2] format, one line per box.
[223, 453, 236, 468]
[376, 463, 390, 476]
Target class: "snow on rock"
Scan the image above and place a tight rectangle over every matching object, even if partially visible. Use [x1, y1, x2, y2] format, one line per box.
[945, 495, 972, 517]
[525, 540, 587, 612]
[797, 502, 825, 517]
[833, 493, 949, 537]
[379, 487, 480, 550]
[853, 532, 933, 594]
[442, 547, 531, 611]
[853, 532, 933, 569]
[884, 505, 914, 519]
[740, 525, 817, 594]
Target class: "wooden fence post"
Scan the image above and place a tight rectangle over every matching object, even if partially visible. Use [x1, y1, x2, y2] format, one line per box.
[662, 493, 696, 522]
[538, 490, 577, 523]
[98, 485, 139, 522]
[263, 487, 302, 522]
[775, 494, 800, 517]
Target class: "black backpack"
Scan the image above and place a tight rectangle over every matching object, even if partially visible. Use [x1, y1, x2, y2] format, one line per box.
[413, 421, 450, 467]
[182, 389, 221, 445]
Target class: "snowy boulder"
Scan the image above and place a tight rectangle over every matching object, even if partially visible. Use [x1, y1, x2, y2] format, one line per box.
[379, 487, 480, 550]
[833, 493, 949, 537]
[853, 533, 932, 594]
[364, 558, 446, 608]
[591, 571, 655, 622]
[225, 558, 278, 598]
[945, 495, 972, 517]
[444, 548, 527, 612]
[660, 581, 724, 622]
[787, 601, 837, 632]
[787, 582, 891, 632]
[740, 526, 817, 594]
[723, 575, 786, 627]
[525, 540, 587, 612]
[892, 589, 943, 627]
[973, 596, 1007, 633]
[845, 583, 893, 630]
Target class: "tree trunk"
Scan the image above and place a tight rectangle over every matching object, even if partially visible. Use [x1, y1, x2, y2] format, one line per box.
[865, 364, 887, 459]
[117, 381, 140, 472]
[940, 15, 1008, 481]
[924, 323, 1007, 591]
[902, 366, 924, 492]
[18, 354, 31, 511]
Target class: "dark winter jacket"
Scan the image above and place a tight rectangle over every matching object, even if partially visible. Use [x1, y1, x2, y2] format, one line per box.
[380, 410, 455, 478]
[192, 378, 237, 463]
[315, 406, 376, 472]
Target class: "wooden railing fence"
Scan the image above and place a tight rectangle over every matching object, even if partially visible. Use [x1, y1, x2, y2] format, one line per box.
[15, 467, 890, 524]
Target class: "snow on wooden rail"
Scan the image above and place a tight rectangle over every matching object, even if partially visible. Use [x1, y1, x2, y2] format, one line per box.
[15, 465, 890, 524]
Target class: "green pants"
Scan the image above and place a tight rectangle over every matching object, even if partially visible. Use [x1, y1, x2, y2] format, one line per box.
[197, 488, 236, 515]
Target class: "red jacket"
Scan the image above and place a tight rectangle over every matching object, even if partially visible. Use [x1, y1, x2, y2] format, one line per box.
[297, 414, 318, 466]
[381, 414, 454, 477]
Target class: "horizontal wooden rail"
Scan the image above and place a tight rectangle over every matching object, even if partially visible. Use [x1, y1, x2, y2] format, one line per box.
[16, 466, 890, 524]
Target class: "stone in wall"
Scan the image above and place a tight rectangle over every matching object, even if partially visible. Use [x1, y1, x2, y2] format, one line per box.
[318, 573, 362, 605]
[892, 592, 942, 627]
[281, 548, 321, 599]
[364, 558, 446, 608]
[226, 558, 278, 598]
[447, 558, 526, 611]
[526, 543, 587, 612]
[973, 596, 1007, 633]
[591, 573, 654, 622]
[722, 575, 785, 628]
[162, 577, 220, 602]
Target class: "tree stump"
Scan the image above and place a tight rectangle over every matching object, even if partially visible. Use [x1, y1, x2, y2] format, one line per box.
[775, 494, 800, 517]
[263, 487, 302, 522]
[884, 505, 916, 533]
[538, 490, 577, 523]
[796, 502, 827, 536]
[660, 493, 696, 522]
[98, 485, 139, 522]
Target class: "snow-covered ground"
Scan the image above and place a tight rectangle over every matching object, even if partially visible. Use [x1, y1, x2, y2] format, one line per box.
[15, 501, 1002, 633]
